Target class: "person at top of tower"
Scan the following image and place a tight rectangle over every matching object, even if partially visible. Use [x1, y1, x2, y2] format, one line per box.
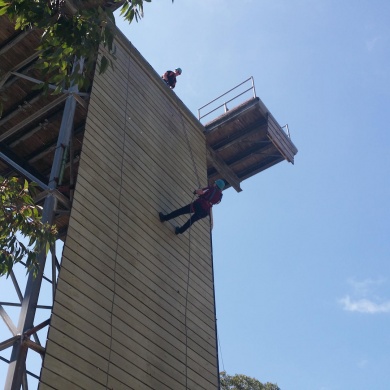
[161, 68, 182, 89]
[159, 179, 225, 234]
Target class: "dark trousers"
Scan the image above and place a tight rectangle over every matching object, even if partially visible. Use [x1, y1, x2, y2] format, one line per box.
[164, 203, 208, 233]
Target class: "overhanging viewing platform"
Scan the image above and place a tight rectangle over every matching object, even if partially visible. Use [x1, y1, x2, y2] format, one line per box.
[200, 78, 298, 192]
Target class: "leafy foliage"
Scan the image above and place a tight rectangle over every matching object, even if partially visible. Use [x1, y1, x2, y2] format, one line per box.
[220, 372, 281, 390]
[0, 176, 57, 277]
[0, 0, 168, 100]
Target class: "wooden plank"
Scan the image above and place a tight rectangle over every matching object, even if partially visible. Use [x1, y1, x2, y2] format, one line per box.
[112, 306, 186, 364]
[114, 251, 215, 324]
[70, 202, 119, 244]
[187, 364, 218, 390]
[41, 354, 106, 390]
[109, 340, 185, 389]
[113, 261, 185, 318]
[40, 367, 85, 390]
[52, 301, 112, 343]
[55, 279, 112, 324]
[48, 316, 110, 359]
[63, 244, 115, 284]
[110, 325, 186, 378]
[68, 209, 119, 255]
[76, 164, 121, 206]
[112, 297, 186, 352]
[62, 239, 115, 279]
[114, 251, 215, 348]
[66, 223, 117, 262]
[105, 376, 139, 390]
[60, 263, 114, 303]
[106, 363, 156, 390]
[116, 218, 215, 303]
[76, 142, 123, 184]
[43, 340, 108, 385]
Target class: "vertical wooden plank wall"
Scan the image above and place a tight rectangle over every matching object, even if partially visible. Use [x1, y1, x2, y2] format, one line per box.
[39, 32, 219, 390]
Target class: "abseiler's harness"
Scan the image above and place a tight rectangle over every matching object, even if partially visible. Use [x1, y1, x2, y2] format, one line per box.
[195, 186, 222, 213]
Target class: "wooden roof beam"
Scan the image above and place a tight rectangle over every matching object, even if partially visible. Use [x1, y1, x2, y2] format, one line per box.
[208, 155, 284, 184]
[207, 141, 279, 175]
[8, 117, 58, 148]
[0, 92, 42, 127]
[0, 94, 67, 142]
[0, 52, 40, 89]
[208, 119, 268, 152]
[236, 156, 285, 182]
[0, 29, 35, 57]
[27, 123, 85, 164]
[206, 144, 242, 192]
[207, 141, 284, 182]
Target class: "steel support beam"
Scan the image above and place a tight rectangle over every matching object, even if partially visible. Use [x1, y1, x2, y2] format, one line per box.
[0, 152, 48, 190]
[0, 306, 17, 336]
[4, 59, 83, 390]
[206, 144, 242, 192]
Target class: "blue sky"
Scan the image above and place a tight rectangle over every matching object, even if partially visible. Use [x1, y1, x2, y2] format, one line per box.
[116, 1, 390, 389]
[1, 1, 389, 389]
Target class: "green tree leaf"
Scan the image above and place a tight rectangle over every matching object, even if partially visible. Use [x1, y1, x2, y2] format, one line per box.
[0, 176, 57, 277]
[220, 372, 280, 390]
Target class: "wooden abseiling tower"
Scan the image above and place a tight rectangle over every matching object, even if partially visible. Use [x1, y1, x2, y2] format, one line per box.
[0, 6, 297, 390]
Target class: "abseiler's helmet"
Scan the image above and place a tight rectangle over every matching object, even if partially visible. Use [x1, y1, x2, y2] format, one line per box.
[215, 179, 225, 190]
[175, 67, 182, 74]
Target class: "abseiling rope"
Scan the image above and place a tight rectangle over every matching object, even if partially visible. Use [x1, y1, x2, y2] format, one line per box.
[177, 106, 201, 189]
[178, 109, 222, 388]
[174, 99, 202, 389]
[105, 53, 132, 389]
[210, 224, 224, 389]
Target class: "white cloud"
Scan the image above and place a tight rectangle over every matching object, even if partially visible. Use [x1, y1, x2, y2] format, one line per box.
[339, 295, 390, 314]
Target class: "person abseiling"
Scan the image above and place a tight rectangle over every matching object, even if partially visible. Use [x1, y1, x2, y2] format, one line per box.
[162, 68, 182, 89]
[159, 179, 225, 234]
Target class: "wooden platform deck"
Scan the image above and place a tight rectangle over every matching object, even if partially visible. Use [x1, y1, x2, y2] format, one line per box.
[205, 97, 298, 192]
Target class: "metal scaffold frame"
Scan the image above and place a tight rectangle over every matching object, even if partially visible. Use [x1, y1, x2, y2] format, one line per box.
[0, 60, 86, 390]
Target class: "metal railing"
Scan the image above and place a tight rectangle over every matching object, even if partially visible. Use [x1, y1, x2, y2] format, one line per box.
[281, 124, 291, 138]
[198, 76, 256, 122]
